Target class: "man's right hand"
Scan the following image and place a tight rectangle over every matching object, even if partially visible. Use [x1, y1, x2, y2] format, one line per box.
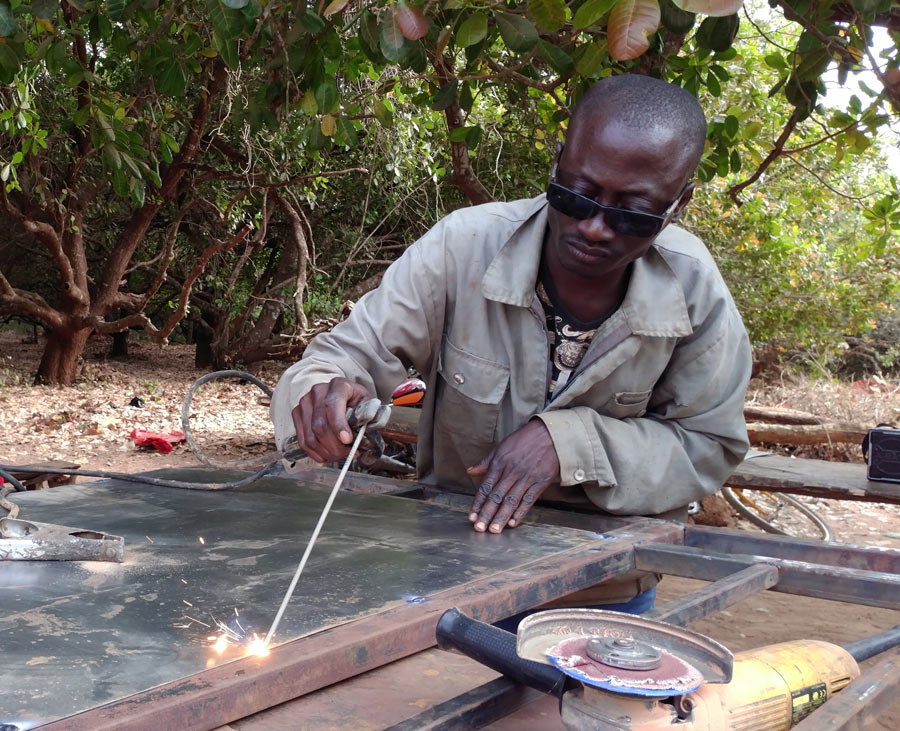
[290, 377, 375, 463]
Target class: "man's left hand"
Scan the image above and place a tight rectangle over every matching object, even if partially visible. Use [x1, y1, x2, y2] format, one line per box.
[466, 419, 560, 534]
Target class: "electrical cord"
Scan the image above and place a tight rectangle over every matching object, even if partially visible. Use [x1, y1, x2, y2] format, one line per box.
[0, 370, 285, 494]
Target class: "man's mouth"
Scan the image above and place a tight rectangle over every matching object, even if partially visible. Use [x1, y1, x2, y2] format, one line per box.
[566, 237, 611, 261]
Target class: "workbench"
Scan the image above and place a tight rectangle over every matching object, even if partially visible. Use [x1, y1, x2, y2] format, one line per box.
[2, 467, 899, 731]
[727, 452, 900, 505]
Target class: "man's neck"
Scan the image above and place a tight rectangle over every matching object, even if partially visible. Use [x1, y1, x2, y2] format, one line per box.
[542, 252, 630, 323]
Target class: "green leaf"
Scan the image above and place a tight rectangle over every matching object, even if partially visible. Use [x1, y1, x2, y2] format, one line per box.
[466, 125, 482, 148]
[32, 0, 58, 19]
[794, 46, 831, 83]
[528, 0, 566, 32]
[300, 10, 326, 34]
[430, 80, 458, 110]
[158, 62, 187, 97]
[456, 12, 487, 48]
[743, 121, 761, 139]
[573, 0, 616, 29]
[380, 13, 405, 61]
[73, 104, 90, 126]
[449, 126, 470, 142]
[398, 39, 427, 72]
[496, 13, 538, 53]
[102, 143, 122, 171]
[763, 52, 785, 70]
[0, 0, 18, 36]
[335, 116, 357, 146]
[724, 114, 739, 138]
[537, 39, 574, 75]
[574, 40, 606, 76]
[160, 131, 180, 153]
[315, 79, 338, 113]
[458, 82, 473, 112]
[0, 40, 21, 74]
[706, 69, 721, 96]
[11, 150, 22, 164]
[213, 30, 239, 69]
[207, 0, 244, 39]
[305, 121, 326, 150]
[130, 177, 145, 208]
[106, 0, 129, 20]
[373, 99, 394, 128]
[301, 90, 318, 114]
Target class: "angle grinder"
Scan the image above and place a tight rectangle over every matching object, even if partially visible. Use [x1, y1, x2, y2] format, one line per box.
[436, 608, 900, 730]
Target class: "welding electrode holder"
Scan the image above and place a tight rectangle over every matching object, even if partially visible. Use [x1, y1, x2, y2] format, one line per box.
[280, 398, 392, 467]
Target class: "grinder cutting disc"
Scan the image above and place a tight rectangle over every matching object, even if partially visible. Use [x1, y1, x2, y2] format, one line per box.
[546, 635, 705, 697]
[517, 608, 733, 698]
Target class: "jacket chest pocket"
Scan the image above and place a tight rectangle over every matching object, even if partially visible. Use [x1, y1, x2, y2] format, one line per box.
[601, 389, 653, 419]
[436, 339, 509, 443]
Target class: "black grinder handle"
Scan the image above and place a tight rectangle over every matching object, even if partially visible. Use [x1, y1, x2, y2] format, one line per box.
[435, 608, 567, 696]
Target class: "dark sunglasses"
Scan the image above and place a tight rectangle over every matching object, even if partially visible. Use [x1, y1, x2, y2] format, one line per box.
[546, 180, 682, 239]
[546, 143, 685, 238]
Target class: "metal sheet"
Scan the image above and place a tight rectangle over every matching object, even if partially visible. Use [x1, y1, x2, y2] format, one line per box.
[0, 470, 596, 728]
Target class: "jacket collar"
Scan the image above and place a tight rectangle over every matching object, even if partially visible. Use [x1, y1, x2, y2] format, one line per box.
[482, 196, 693, 338]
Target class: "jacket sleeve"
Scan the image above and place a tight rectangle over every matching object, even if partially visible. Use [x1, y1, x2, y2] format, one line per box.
[535, 301, 751, 516]
[270, 233, 447, 450]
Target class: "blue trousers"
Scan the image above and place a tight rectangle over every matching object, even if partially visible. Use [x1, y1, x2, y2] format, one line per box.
[493, 587, 657, 634]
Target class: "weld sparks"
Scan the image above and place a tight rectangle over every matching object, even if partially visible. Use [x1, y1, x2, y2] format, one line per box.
[178, 608, 269, 659]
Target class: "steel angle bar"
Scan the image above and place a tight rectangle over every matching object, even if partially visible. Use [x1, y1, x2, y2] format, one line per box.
[634, 543, 900, 609]
[685, 525, 900, 575]
[793, 647, 900, 731]
[644, 564, 780, 628]
[40, 539, 639, 731]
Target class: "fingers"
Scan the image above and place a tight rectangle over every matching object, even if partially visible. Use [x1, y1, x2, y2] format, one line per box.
[466, 420, 559, 534]
[471, 471, 541, 534]
[291, 378, 373, 463]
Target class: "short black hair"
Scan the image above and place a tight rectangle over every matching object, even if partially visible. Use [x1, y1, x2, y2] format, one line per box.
[569, 74, 707, 173]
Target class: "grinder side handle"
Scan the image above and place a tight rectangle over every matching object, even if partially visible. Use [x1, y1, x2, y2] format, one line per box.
[436, 608, 568, 697]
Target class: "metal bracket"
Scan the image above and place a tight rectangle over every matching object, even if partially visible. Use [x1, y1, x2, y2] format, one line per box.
[0, 517, 124, 562]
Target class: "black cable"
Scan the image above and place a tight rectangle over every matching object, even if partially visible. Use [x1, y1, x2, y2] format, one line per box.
[1, 370, 289, 493]
[0, 467, 28, 492]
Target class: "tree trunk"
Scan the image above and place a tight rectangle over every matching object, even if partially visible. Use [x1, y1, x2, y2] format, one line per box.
[35, 326, 92, 385]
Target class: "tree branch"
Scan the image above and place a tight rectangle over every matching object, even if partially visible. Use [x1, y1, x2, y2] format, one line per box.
[0, 270, 65, 329]
[728, 107, 801, 205]
[154, 224, 252, 342]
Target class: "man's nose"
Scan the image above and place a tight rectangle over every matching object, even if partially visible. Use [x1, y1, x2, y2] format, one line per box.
[576, 211, 616, 241]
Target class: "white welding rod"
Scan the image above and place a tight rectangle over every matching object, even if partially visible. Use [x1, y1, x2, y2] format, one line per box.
[264, 424, 368, 646]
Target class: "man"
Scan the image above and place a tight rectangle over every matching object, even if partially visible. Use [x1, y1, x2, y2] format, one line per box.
[271, 74, 751, 609]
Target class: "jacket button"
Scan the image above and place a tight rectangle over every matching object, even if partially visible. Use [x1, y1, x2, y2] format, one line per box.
[573, 468, 586, 482]
[453, 373, 465, 385]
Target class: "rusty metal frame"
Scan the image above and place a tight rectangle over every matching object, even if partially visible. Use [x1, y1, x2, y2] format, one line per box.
[40, 519, 680, 731]
[32, 469, 900, 730]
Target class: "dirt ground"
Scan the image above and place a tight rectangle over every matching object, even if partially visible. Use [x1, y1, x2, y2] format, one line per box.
[1, 331, 899, 728]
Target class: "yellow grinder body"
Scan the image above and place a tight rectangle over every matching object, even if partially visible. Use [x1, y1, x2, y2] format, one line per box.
[688, 639, 859, 729]
[561, 639, 859, 730]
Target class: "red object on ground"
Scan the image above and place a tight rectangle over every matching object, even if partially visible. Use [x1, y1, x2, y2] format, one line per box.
[130, 429, 186, 454]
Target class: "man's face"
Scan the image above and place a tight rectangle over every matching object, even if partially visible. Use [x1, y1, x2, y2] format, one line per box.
[545, 115, 694, 281]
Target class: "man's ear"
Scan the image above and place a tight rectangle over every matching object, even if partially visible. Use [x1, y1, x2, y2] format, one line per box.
[670, 182, 696, 223]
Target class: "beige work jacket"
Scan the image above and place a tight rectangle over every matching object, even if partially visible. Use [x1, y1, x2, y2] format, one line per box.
[273, 196, 750, 519]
